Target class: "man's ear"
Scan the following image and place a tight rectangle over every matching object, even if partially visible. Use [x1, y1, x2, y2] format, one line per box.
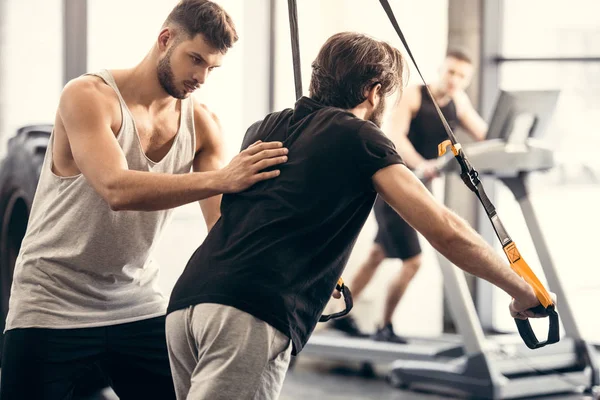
[157, 28, 173, 52]
[366, 83, 382, 107]
[464, 67, 475, 88]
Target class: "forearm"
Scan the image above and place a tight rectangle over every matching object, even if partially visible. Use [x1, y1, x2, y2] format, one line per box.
[460, 111, 488, 142]
[106, 170, 225, 212]
[468, 123, 488, 141]
[432, 211, 530, 299]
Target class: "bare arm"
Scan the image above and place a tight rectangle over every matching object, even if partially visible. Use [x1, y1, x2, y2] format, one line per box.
[372, 164, 540, 314]
[59, 78, 287, 212]
[192, 104, 226, 231]
[455, 91, 488, 141]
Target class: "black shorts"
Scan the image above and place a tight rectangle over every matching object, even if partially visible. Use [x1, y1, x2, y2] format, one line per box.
[0, 315, 176, 400]
[373, 195, 421, 260]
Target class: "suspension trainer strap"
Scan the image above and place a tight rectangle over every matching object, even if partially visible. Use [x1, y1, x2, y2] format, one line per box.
[287, 0, 303, 100]
[287, 0, 353, 322]
[378, 0, 558, 349]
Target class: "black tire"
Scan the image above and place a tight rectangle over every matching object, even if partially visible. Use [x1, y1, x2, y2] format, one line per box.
[0, 124, 51, 355]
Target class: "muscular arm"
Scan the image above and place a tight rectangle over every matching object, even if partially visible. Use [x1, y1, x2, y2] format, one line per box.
[386, 85, 425, 169]
[59, 78, 286, 212]
[192, 104, 226, 231]
[455, 91, 488, 141]
[372, 164, 536, 304]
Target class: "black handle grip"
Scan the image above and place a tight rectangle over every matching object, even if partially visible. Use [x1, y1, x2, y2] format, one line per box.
[319, 283, 354, 322]
[514, 305, 560, 349]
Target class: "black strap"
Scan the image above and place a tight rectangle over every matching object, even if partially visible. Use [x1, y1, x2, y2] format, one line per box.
[287, 0, 303, 100]
[378, 0, 560, 349]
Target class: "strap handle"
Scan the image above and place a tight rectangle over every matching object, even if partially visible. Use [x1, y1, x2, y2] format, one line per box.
[319, 278, 354, 322]
[515, 305, 560, 349]
[504, 242, 560, 349]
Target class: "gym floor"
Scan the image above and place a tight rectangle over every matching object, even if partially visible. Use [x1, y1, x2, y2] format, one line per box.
[81, 356, 593, 400]
[279, 358, 594, 400]
[145, 205, 599, 400]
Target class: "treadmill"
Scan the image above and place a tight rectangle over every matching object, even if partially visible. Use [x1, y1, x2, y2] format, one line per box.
[388, 90, 600, 399]
[298, 90, 551, 371]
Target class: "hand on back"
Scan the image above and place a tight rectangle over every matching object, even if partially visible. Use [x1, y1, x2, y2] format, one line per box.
[220, 141, 288, 193]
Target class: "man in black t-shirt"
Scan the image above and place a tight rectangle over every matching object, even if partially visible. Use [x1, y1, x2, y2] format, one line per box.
[165, 32, 546, 400]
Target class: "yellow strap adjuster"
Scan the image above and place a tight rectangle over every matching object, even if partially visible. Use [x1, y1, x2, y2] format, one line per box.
[438, 140, 461, 157]
[503, 242, 554, 308]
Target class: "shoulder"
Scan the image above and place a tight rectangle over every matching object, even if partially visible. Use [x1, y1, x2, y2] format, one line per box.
[403, 85, 422, 108]
[318, 106, 364, 130]
[312, 107, 386, 142]
[357, 120, 394, 146]
[58, 75, 121, 133]
[192, 101, 223, 154]
[260, 108, 294, 132]
[240, 108, 294, 150]
[59, 75, 119, 118]
[390, 84, 422, 117]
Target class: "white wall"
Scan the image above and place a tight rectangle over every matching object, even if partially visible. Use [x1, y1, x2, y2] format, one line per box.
[0, 0, 63, 157]
[1, 0, 449, 337]
[273, 0, 449, 336]
[273, 0, 449, 110]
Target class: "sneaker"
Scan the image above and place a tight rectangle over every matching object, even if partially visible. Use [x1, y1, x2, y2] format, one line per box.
[371, 323, 408, 344]
[330, 315, 369, 337]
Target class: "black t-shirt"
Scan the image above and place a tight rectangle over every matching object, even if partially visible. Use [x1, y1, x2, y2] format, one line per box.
[167, 97, 404, 355]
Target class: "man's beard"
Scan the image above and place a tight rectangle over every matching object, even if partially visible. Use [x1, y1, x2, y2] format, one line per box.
[368, 97, 386, 128]
[157, 46, 185, 99]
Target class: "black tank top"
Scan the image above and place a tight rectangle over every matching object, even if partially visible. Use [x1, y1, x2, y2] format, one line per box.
[407, 85, 458, 160]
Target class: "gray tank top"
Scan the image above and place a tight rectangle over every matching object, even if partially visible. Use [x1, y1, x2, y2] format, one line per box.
[5, 69, 196, 330]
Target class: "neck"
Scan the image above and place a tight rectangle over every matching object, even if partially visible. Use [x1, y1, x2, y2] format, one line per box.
[429, 83, 451, 104]
[349, 103, 370, 121]
[118, 47, 177, 110]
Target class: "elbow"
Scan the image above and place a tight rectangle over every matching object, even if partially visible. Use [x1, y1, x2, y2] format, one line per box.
[107, 193, 126, 211]
[105, 188, 126, 211]
[102, 178, 129, 211]
[429, 209, 463, 253]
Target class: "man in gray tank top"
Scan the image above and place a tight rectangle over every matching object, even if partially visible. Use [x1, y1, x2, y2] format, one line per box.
[0, 1, 288, 399]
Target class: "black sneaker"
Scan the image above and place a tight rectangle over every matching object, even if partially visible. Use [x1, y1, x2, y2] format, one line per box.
[371, 323, 408, 344]
[330, 315, 369, 338]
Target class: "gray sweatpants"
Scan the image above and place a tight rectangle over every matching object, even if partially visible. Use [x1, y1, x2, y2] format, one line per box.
[166, 303, 292, 400]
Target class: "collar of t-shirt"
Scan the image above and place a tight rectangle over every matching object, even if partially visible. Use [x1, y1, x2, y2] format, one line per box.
[292, 96, 326, 124]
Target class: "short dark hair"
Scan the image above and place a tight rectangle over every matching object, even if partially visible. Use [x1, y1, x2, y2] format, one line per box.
[164, 0, 238, 52]
[446, 48, 473, 64]
[309, 32, 406, 109]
